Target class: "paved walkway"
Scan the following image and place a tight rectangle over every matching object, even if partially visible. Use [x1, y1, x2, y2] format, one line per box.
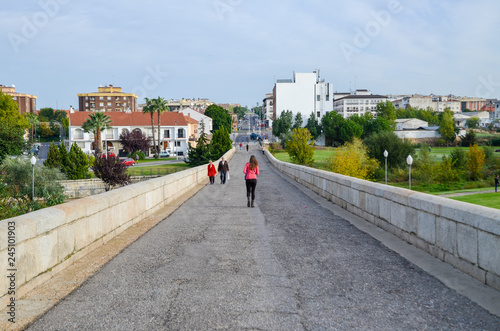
[28, 145, 500, 330]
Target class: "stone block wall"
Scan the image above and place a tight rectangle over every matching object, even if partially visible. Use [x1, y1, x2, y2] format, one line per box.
[0, 148, 236, 305]
[266, 151, 500, 291]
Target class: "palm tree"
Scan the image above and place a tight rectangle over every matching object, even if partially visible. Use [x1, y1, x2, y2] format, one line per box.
[82, 112, 112, 157]
[25, 112, 39, 143]
[142, 98, 156, 157]
[154, 97, 169, 157]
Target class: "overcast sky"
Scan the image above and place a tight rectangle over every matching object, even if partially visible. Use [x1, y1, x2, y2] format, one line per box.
[1, 0, 499, 109]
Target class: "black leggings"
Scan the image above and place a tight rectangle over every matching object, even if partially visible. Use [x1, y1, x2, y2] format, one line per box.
[246, 179, 257, 200]
[209, 176, 215, 184]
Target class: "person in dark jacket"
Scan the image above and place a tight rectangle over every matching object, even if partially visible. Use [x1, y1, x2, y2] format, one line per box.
[495, 174, 499, 193]
[218, 157, 229, 184]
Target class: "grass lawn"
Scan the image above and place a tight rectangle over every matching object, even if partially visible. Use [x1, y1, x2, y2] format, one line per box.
[449, 193, 500, 210]
[127, 163, 190, 176]
[273, 147, 336, 170]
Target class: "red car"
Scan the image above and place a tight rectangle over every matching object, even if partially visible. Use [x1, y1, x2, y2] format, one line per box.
[103, 152, 116, 159]
[121, 157, 135, 166]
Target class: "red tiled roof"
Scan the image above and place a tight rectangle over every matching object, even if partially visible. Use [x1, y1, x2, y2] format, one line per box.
[69, 111, 189, 127]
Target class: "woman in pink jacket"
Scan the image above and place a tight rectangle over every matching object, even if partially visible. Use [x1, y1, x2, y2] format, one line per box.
[243, 155, 259, 207]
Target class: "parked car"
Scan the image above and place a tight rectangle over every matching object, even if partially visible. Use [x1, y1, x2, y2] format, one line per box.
[121, 158, 135, 166]
[103, 152, 116, 159]
[159, 151, 170, 157]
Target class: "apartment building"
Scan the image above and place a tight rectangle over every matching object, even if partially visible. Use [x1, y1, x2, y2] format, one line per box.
[273, 70, 333, 122]
[77, 85, 138, 112]
[69, 111, 191, 156]
[0, 84, 37, 114]
[262, 93, 273, 126]
[333, 90, 387, 118]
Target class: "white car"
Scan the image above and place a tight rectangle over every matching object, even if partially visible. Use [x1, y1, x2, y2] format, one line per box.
[159, 151, 170, 157]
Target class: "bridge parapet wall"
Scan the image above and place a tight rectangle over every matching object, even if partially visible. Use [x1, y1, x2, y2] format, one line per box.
[0, 148, 236, 306]
[266, 151, 500, 291]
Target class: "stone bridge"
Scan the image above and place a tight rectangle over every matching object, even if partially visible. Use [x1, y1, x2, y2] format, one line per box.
[1, 144, 500, 330]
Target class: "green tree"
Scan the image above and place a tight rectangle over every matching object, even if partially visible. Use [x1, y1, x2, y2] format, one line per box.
[44, 142, 61, 168]
[0, 91, 29, 161]
[449, 146, 467, 169]
[305, 112, 322, 140]
[65, 142, 90, 179]
[233, 106, 248, 120]
[439, 109, 457, 143]
[364, 131, 414, 169]
[321, 111, 344, 146]
[467, 143, 485, 180]
[436, 156, 461, 189]
[210, 125, 232, 160]
[375, 100, 397, 128]
[58, 143, 69, 174]
[413, 145, 436, 186]
[142, 97, 157, 157]
[285, 128, 315, 166]
[82, 112, 112, 157]
[292, 112, 303, 130]
[187, 120, 211, 166]
[460, 130, 476, 147]
[328, 138, 379, 180]
[205, 104, 232, 133]
[465, 117, 480, 129]
[339, 120, 363, 143]
[272, 110, 293, 140]
[38, 107, 55, 122]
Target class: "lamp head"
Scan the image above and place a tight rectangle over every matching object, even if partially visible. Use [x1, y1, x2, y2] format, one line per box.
[383, 150, 388, 158]
[406, 155, 413, 166]
[30, 155, 36, 166]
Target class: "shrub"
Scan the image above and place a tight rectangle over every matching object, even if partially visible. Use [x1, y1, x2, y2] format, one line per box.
[328, 138, 379, 180]
[93, 156, 130, 191]
[364, 131, 414, 169]
[285, 128, 315, 166]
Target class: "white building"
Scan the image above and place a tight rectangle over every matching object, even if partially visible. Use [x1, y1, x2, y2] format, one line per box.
[178, 107, 213, 133]
[491, 101, 500, 125]
[69, 111, 191, 157]
[395, 118, 429, 130]
[454, 111, 491, 128]
[262, 93, 273, 127]
[333, 90, 387, 118]
[273, 70, 333, 123]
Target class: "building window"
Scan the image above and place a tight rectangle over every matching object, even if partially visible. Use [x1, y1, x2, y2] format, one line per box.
[85, 103, 89, 107]
[100, 97, 104, 100]
[85, 97, 88, 100]
[164, 129, 170, 138]
[317, 95, 321, 101]
[326, 95, 329, 101]
[100, 102, 104, 106]
[107, 97, 111, 100]
[317, 111, 320, 118]
[107, 102, 111, 106]
[177, 128, 184, 138]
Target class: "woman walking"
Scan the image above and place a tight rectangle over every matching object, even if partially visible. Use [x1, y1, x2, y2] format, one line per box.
[207, 160, 217, 185]
[243, 155, 259, 207]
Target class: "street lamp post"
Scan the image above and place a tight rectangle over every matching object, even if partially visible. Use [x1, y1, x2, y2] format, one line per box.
[383, 150, 388, 185]
[406, 155, 413, 190]
[30, 155, 36, 200]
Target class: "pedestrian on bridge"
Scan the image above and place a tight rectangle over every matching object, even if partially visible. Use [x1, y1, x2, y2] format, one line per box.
[207, 160, 216, 184]
[218, 157, 229, 184]
[246, 144, 249, 152]
[243, 155, 259, 208]
[239, 142, 242, 150]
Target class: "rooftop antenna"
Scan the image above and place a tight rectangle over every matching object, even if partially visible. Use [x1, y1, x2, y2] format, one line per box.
[354, 76, 357, 92]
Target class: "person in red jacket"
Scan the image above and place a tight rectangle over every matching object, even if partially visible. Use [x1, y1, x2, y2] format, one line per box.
[207, 160, 217, 185]
[243, 155, 259, 207]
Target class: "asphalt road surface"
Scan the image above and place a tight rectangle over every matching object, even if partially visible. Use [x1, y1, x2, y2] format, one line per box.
[28, 146, 500, 330]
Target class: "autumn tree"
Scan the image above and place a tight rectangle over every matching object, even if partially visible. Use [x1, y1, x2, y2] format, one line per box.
[467, 143, 485, 180]
[285, 128, 315, 166]
[328, 138, 379, 180]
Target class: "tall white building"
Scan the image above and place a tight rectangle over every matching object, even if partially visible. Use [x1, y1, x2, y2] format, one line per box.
[333, 90, 387, 118]
[273, 70, 333, 123]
